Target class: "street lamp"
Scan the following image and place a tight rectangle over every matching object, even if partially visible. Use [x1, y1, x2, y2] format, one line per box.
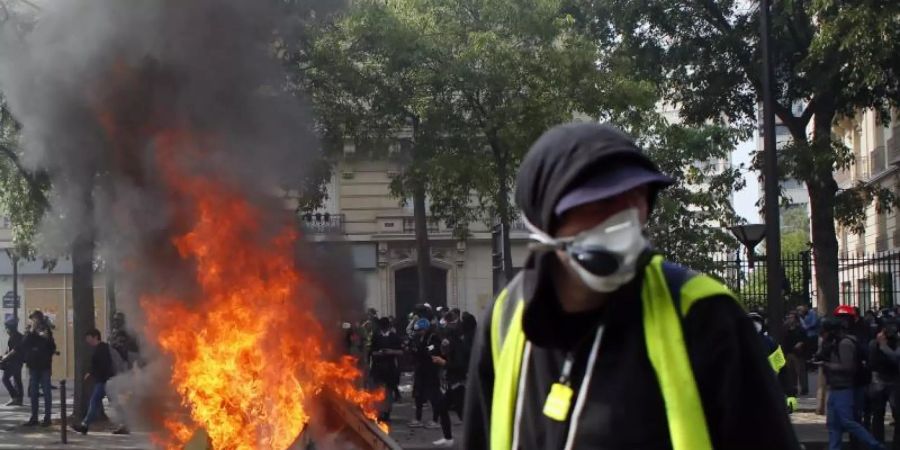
[730, 224, 766, 269]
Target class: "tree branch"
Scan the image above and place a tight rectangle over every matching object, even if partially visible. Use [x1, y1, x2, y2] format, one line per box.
[0, 142, 49, 207]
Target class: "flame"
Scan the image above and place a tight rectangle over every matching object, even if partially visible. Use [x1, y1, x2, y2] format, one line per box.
[132, 130, 383, 449]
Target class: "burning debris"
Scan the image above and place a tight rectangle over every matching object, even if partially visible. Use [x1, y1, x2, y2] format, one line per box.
[0, 0, 386, 449]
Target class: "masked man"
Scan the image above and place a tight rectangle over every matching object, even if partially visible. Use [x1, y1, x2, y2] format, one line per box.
[463, 123, 799, 450]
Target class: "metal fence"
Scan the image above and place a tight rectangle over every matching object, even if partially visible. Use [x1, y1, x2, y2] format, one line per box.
[710, 250, 900, 314]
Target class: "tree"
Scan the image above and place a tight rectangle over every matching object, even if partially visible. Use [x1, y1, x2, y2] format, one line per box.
[638, 120, 745, 274]
[0, 97, 48, 256]
[304, 0, 659, 284]
[573, 0, 900, 313]
[300, 0, 454, 304]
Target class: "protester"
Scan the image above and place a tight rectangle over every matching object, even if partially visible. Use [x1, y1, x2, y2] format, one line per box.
[464, 123, 798, 450]
[750, 312, 798, 412]
[798, 304, 821, 395]
[72, 328, 115, 435]
[409, 318, 440, 429]
[1, 318, 24, 406]
[784, 312, 808, 398]
[0, 310, 56, 426]
[370, 317, 403, 423]
[869, 318, 899, 447]
[432, 311, 473, 447]
[815, 307, 884, 450]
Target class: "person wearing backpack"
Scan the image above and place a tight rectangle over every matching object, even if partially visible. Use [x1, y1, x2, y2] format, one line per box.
[72, 328, 114, 435]
[814, 309, 884, 450]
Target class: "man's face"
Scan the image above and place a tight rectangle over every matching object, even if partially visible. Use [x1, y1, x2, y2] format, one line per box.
[554, 186, 650, 238]
[797, 306, 807, 316]
[85, 335, 98, 347]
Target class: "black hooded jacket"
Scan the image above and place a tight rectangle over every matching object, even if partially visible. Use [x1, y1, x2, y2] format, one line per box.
[463, 123, 800, 450]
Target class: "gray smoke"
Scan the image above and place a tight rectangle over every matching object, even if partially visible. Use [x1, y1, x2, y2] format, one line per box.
[0, 0, 363, 447]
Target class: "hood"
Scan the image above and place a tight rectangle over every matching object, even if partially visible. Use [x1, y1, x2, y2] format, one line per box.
[514, 122, 666, 234]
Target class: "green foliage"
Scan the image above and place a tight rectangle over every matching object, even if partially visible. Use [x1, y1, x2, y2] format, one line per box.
[0, 96, 47, 257]
[572, 0, 900, 310]
[634, 119, 745, 273]
[299, 0, 658, 238]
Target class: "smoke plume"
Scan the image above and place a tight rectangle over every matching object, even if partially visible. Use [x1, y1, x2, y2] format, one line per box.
[0, 0, 367, 447]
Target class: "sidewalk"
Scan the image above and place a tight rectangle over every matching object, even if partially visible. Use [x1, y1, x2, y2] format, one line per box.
[790, 371, 894, 449]
[0, 381, 152, 449]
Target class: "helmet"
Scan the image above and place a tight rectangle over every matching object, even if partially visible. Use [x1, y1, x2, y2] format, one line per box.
[414, 318, 431, 331]
[834, 305, 857, 318]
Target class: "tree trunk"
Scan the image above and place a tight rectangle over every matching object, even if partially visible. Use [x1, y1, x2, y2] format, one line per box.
[808, 110, 840, 315]
[412, 180, 432, 306]
[71, 196, 97, 421]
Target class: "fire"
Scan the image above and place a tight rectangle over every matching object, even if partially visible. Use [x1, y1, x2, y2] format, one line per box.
[134, 130, 383, 449]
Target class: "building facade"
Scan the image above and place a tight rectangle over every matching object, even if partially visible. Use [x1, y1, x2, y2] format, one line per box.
[289, 159, 530, 320]
[831, 110, 900, 309]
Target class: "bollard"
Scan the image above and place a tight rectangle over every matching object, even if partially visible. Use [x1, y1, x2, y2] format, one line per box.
[60, 380, 67, 444]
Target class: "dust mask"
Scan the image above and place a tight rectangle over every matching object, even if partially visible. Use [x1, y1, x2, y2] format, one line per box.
[526, 207, 648, 293]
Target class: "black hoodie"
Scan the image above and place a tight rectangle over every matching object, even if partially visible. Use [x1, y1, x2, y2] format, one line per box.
[463, 123, 800, 450]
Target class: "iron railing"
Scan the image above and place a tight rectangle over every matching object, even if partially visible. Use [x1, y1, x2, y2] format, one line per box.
[707, 250, 900, 314]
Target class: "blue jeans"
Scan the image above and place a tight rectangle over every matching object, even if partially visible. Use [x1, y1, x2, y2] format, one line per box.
[83, 381, 106, 427]
[28, 368, 52, 422]
[828, 388, 883, 450]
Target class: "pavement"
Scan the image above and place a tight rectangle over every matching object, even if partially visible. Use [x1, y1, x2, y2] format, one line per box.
[0, 371, 887, 449]
[0, 379, 153, 449]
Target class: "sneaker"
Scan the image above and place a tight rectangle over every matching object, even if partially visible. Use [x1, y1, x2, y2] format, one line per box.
[71, 423, 87, 434]
[433, 438, 455, 447]
[112, 425, 130, 435]
[4, 399, 21, 406]
[407, 420, 423, 428]
[424, 421, 440, 429]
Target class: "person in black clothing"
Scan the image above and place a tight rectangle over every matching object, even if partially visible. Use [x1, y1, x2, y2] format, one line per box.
[870, 318, 900, 448]
[0, 310, 56, 426]
[72, 328, 114, 434]
[783, 312, 808, 399]
[409, 318, 441, 429]
[814, 310, 883, 450]
[370, 317, 402, 423]
[432, 311, 474, 447]
[2, 318, 24, 406]
[463, 123, 799, 450]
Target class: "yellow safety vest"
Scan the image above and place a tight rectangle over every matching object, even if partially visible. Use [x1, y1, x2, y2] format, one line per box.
[489, 255, 736, 450]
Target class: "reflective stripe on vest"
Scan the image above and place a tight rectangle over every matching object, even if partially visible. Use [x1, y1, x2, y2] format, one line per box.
[489, 255, 736, 450]
[768, 345, 787, 373]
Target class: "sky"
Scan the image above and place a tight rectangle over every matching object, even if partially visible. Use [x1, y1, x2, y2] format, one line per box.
[733, 138, 762, 223]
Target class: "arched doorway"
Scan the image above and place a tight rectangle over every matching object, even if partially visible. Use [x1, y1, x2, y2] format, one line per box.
[394, 265, 447, 322]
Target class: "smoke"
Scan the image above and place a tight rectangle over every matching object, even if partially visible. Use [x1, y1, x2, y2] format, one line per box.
[0, 0, 366, 447]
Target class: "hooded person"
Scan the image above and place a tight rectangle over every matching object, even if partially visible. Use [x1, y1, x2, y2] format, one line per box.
[462, 123, 800, 450]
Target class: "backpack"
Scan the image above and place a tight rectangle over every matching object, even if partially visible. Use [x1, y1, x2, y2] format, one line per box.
[108, 346, 129, 376]
[843, 335, 871, 386]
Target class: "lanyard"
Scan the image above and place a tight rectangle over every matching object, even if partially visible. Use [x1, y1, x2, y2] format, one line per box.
[543, 324, 604, 423]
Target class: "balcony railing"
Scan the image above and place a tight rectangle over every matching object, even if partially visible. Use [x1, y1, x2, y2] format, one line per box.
[300, 213, 345, 234]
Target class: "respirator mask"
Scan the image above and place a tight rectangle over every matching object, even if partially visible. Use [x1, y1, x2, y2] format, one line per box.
[527, 207, 648, 293]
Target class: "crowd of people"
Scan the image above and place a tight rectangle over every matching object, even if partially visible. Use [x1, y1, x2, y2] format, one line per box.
[344, 304, 477, 448]
[0, 309, 138, 434]
[756, 302, 900, 450]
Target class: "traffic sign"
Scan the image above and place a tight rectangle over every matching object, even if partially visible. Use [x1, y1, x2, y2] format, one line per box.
[2, 291, 20, 309]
